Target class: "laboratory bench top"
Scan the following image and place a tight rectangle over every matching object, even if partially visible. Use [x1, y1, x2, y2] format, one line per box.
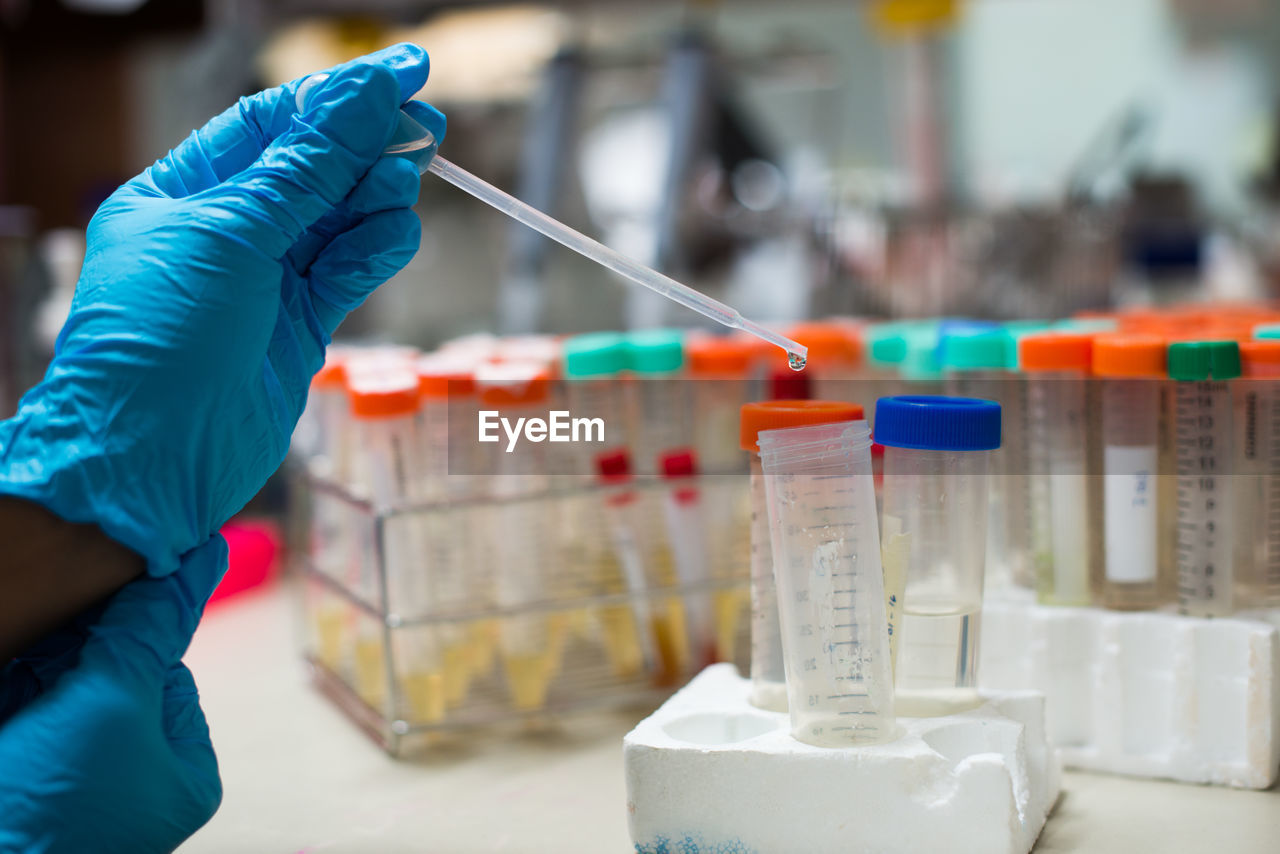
[180, 582, 1280, 854]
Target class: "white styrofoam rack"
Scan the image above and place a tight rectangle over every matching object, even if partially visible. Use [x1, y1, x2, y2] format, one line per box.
[980, 599, 1280, 788]
[624, 664, 1060, 854]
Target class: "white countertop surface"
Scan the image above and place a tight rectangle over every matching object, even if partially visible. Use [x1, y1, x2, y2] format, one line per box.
[180, 582, 1280, 854]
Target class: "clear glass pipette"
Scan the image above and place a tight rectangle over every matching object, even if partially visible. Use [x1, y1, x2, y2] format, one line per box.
[296, 77, 807, 368]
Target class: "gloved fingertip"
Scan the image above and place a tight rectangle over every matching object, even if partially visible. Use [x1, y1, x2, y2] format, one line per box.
[402, 100, 447, 146]
[305, 60, 401, 120]
[378, 42, 430, 86]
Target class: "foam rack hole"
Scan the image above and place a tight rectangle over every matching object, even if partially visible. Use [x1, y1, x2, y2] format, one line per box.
[662, 712, 780, 746]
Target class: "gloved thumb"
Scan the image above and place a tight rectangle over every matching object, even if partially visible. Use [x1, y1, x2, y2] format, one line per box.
[216, 60, 405, 260]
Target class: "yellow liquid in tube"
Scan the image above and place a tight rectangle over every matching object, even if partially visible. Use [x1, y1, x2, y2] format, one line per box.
[353, 635, 387, 709]
[442, 639, 471, 706]
[404, 669, 447, 723]
[314, 604, 346, 671]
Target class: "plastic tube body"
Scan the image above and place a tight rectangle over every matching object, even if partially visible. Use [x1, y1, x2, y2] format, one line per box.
[1235, 369, 1280, 607]
[1028, 372, 1091, 605]
[565, 378, 629, 476]
[355, 406, 441, 719]
[947, 370, 1031, 593]
[693, 378, 752, 475]
[1175, 380, 1235, 616]
[759, 421, 894, 747]
[882, 446, 989, 716]
[483, 403, 558, 709]
[747, 454, 787, 711]
[627, 375, 691, 476]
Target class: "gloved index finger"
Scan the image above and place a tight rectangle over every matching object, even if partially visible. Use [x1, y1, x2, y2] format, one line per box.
[218, 60, 410, 256]
[133, 43, 431, 199]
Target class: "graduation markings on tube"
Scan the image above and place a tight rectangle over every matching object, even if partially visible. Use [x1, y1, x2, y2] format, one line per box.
[478, 410, 605, 452]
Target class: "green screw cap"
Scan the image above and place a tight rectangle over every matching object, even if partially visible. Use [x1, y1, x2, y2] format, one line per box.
[866, 320, 940, 368]
[900, 326, 944, 380]
[939, 327, 1016, 370]
[1004, 320, 1053, 337]
[1167, 340, 1242, 381]
[563, 332, 628, 379]
[869, 332, 908, 365]
[626, 329, 685, 374]
[1255, 323, 1280, 340]
[1055, 317, 1119, 333]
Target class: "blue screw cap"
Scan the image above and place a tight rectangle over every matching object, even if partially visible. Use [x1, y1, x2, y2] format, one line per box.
[873, 395, 1002, 451]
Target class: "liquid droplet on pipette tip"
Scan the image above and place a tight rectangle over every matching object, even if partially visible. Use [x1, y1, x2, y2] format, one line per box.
[787, 351, 807, 371]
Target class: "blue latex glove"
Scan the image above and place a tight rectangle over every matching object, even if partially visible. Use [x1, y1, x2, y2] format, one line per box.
[0, 43, 446, 577]
[0, 538, 226, 854]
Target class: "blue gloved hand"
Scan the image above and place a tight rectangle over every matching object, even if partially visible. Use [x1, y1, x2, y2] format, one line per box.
[0, 537, 226, 854]
[0, 43, 445, 577]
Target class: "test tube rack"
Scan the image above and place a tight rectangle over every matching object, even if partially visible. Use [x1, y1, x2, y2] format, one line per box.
[297, 472, 752, 755]
[625, 664, 1061, 854]
[980, 594, 1280, 788]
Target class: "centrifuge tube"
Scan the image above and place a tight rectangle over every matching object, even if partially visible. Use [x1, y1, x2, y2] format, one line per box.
[739, 400, 865, 712]
[596, 450, 687, 686]
[1170, 341, 1241, 617]
[758, 418, 894, 747]
[1021, 332, 1094, 606]
[348, 368, 445, 722]
[876, 395, 1001, 717]
[684, 336, 759, 660]
[939, 325, 1032, 594]
[1237, 341, 1280, 608]
[475, 362, 560, 710]
[624, 330, 692, 476]
[1092, 335, 1167, 610]
[659, 450, 717, 669]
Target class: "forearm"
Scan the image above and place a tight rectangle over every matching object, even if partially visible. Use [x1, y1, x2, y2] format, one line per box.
[0, 496, 143, 661]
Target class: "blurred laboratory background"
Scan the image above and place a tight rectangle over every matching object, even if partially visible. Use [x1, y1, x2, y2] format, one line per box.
[6, 0, 1280, 416]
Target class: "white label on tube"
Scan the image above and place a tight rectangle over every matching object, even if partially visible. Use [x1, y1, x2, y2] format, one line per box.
[1104, 445, 1158, 583]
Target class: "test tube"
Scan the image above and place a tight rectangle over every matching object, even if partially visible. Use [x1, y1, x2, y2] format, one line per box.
[1092, 335, 1167, 610]
[562, 333, 631, 473]
[1169, 341, 1241, 617]
[414, 366, 473, 706]
[1237, 341, 1280, 608]
[347, 370, 444, 723]
[474, 362, 560, 710]
[416, 354, 495, 677]
[687, 334, 759, 661]
[1020, 332, 1094, 606]
[739, 400, 865, 713]
[687, 335, 759, 475]
[305, 355, 353, 670]
[658, 450, 717, 669]
[624, 330, 691, 476]
[299, 353, 349, 475]
[876, 395, 1001, 717]
[560, 334, 648, 677]
[595, 450, 686, 686]
[758, 418, 894, 746]
[938, 324, 1032, 594]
